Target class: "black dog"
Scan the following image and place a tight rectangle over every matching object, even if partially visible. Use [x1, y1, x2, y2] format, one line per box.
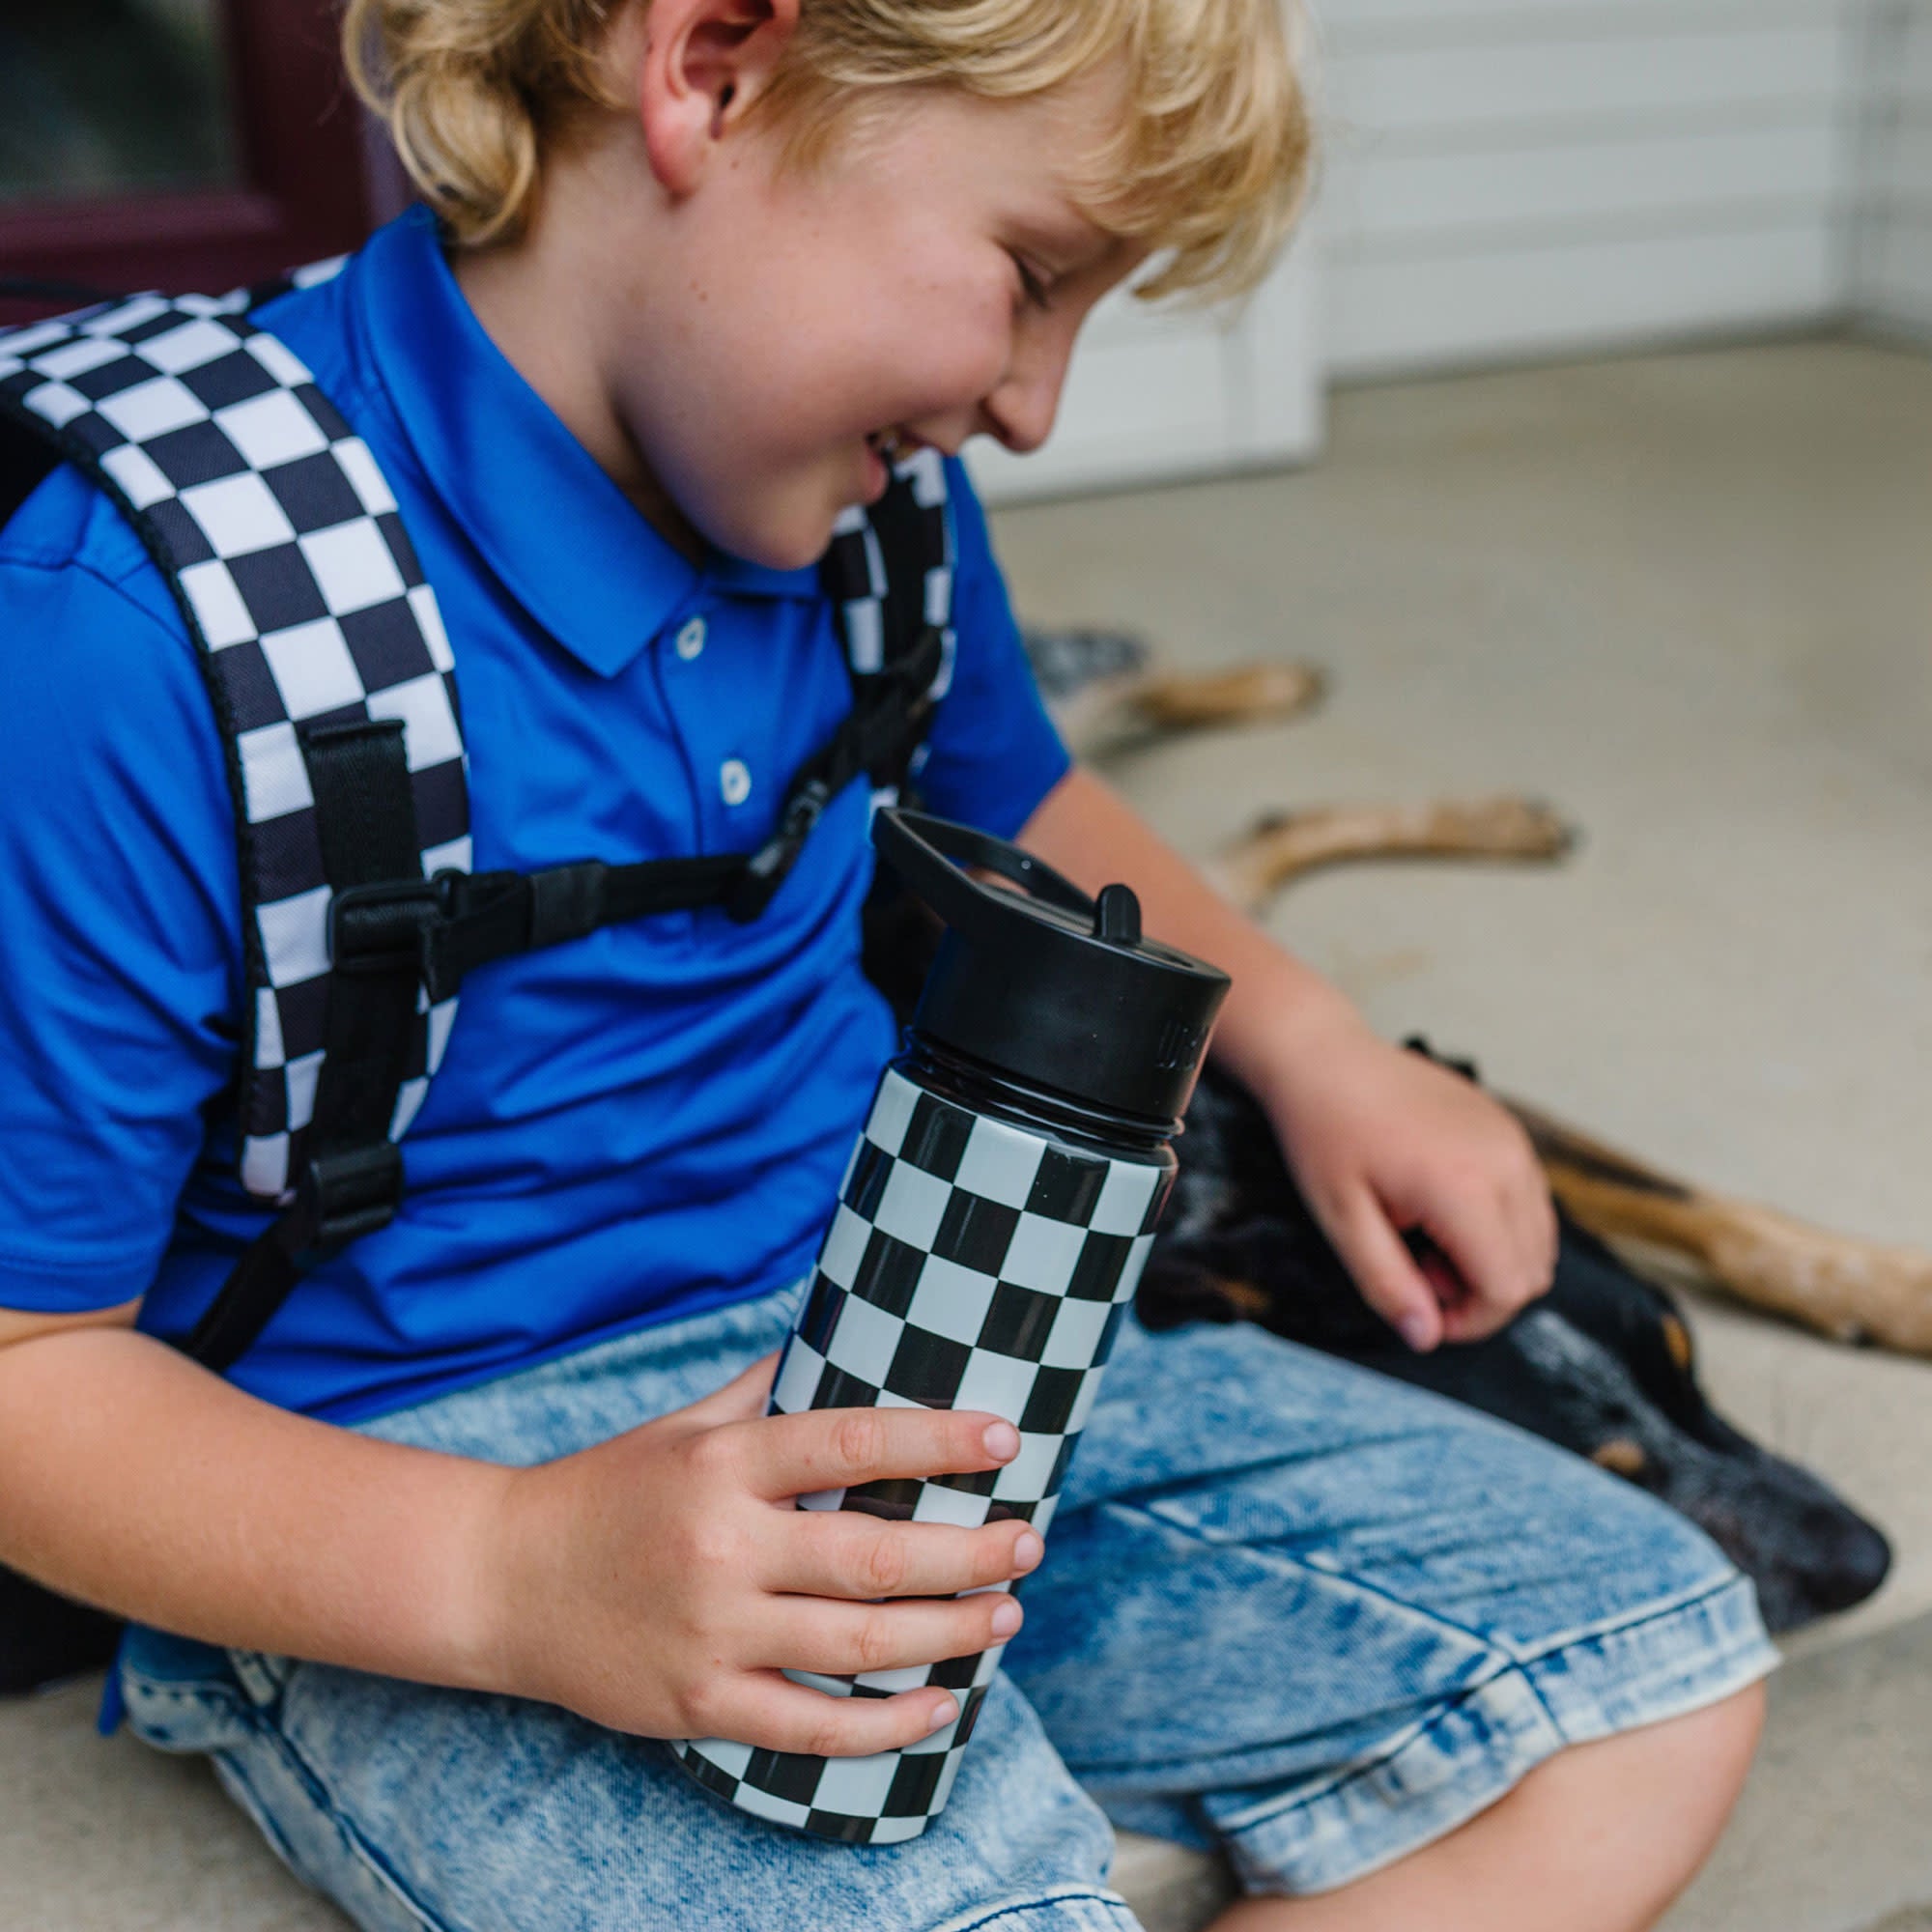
[1137, 1058, 1891, 1634]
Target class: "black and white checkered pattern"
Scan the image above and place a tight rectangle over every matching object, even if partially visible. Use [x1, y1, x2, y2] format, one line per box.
[0, 288, 469, 1201]
[822, 446, 957, 813]
[673, 1067, 1173, 1841]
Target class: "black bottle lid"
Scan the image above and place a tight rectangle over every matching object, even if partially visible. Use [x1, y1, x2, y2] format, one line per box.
[872, 809, 1231, 1126]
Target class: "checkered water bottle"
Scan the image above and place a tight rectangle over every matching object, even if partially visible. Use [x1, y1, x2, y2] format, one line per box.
[672, 809, 1229, 1843]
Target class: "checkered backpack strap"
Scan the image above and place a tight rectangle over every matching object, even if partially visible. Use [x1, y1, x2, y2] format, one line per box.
[820, 444, 957, 813]
[0, 285, 469, 1369]
[719, 446, 958, 920]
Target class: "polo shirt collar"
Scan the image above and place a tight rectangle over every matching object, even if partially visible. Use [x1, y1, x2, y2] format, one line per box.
[355, 209, 816, 677]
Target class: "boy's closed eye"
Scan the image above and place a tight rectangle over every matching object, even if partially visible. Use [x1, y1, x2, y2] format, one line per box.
[1010, 254, 1055, 312]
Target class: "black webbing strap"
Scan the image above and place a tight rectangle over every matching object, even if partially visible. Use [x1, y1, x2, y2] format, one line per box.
[725, 618, 945, 919]
[403, 618, 949, 989]
[185, 720, 424, 1370]
[423, 854, 745, 996]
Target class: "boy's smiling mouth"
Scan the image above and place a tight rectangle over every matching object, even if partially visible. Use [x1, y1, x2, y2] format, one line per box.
[862, 426, 931, 501]
[867, 427, 926, 464]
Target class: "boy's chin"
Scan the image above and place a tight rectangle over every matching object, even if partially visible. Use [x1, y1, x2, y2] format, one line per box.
[692, 471, 870, 573]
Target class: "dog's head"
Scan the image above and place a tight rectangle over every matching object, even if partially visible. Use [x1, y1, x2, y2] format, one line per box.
[1143, 1070, 1892, 1634]
[1389, 1230, 1890, 1633]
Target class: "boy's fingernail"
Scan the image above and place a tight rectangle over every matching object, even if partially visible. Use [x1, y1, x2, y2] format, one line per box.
[990, 1600, 1023, 1637]
[1398, 1314, 1435, 1352]
[983, 1421, 1019, 1460]
[927, 1696, 959, 1733]
[1013, 1530, 1044, 1571]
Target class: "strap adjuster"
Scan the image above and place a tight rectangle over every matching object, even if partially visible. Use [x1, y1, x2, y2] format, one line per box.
[329, 874, 455, 975]
[725, 780, 833, 923]
[290, 1141, 404, 1253]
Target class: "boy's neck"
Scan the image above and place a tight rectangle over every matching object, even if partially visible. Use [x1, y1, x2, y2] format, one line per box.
[451, 184, 711, 567]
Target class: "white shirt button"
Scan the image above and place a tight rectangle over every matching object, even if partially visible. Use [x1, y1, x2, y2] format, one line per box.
[719, 758, 752, 807]
[674, 616, 706, 661]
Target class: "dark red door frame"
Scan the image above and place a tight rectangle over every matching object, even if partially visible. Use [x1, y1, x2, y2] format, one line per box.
[0, 0, 397, 312]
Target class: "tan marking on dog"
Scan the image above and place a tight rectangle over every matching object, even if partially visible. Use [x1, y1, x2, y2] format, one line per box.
[1661, 1315, 1694, 1374]
[1208, 1276, 1275, 1322]
[1592, 1439, 1649, 1478]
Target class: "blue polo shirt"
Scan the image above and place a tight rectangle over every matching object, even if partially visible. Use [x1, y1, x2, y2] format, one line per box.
[0, 208, 1068, 1423]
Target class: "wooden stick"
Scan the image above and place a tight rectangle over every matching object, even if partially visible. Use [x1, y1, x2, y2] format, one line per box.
[1511, 1099, 1932, 1355]
[1130, 664, 1325, 729]
[1209, 798, 1575, 916]
[1056, 662, 1324, 759]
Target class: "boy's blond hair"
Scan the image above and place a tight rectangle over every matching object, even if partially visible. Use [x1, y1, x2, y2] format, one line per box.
[344, 0, 1310, 301]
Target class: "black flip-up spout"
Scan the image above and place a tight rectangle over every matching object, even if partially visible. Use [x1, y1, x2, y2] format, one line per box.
[871, 810, 1229, 1126]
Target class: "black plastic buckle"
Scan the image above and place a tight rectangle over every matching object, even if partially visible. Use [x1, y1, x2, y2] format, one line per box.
[527, 860, 608, 948]
[290, 1141, 404, 1253]
[329, 874, 456, 976]
[725, 781, 832, 923]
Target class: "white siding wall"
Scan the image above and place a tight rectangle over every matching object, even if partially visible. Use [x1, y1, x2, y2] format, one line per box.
[1855, 1, 1932, 337]
[971, 0, 1925, 506]
[1318, 0, 1868, 379]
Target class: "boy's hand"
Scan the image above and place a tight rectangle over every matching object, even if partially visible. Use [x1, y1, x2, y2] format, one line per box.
[484, 1352, 1038, 1754]
[1257, 1011, 1558, 1351]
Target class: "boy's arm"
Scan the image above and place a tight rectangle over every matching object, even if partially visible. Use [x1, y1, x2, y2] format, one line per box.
[1019, 766, 1557, 1350]
[0, 1308, 511, 1689]
[0, 1307, 1035, 1753]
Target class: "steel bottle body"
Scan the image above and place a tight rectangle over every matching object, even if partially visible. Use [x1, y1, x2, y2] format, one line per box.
[671, 1045, 1176, 1842]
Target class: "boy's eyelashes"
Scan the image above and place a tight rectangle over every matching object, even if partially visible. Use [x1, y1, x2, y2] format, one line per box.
[1009, 253, 1055, 312]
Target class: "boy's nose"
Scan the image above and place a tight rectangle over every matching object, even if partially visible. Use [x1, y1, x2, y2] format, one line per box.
[980, 333, 1074, 456]
[980, 368, 1065, 456]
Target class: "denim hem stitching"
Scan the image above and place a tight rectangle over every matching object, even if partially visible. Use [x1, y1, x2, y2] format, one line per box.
[928, 1885, 1140, 1932]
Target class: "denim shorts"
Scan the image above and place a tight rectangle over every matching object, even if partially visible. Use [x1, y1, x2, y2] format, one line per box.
[119, 1284, 1776, 1930]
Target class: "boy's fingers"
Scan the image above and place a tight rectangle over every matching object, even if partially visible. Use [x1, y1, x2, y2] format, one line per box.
[763, 1592, 1019, 1679]
[1427, 1190, 1538, 1342]
[742, 1405, 1019, 1500]
[1329, 1189, 1442, 1352]
[703, 1673, 965, 1760]
[775, 1512, 1042, 1602]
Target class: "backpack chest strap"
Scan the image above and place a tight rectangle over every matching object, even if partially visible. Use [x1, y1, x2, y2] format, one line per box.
[182, 618, 946, 1372]
[330, 614, 947, 1003]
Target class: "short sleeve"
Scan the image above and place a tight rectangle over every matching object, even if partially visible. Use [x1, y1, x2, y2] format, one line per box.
[0, 469, 241, 1312]
[912, 460, 1071, 838]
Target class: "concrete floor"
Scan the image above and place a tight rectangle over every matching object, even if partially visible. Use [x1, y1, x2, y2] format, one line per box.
[6, 337, 1929, 1927]
[1663, 1610, 1932, 1932]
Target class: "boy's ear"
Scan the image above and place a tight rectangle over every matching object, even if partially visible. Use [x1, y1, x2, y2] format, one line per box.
[635, 0, 801, 195]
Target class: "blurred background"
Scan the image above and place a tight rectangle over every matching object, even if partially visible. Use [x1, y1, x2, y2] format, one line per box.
[3, 4, 1930, 1930]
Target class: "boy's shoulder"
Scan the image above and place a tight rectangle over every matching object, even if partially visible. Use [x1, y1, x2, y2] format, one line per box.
[0, 459, 184, 641]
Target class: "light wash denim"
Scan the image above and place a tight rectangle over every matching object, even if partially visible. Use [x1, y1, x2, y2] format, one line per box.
[120, 1284, 1776, 1928]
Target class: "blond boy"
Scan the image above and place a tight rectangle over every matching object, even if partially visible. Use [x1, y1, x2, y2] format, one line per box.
[0, 2, 1768, 1926]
